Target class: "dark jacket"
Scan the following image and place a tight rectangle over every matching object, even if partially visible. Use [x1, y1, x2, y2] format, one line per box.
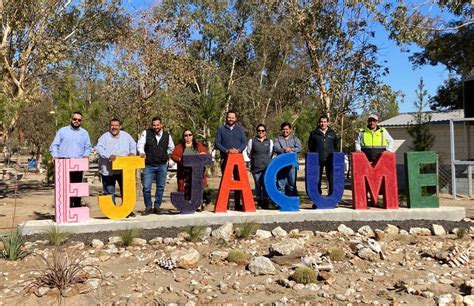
[144, 129, 170, 166]
[214, 124, 247, 159]
[308, 128, 338, 163]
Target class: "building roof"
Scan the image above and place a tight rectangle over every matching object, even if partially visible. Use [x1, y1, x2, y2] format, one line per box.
[379, 109, 465, 127]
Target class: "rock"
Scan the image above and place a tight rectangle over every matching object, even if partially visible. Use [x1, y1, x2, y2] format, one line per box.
[358, 225, 375, 237]
[421, 291, 434, 298]
[409, 227, 431, 236]
[436, 294, 453, 305]
[357, 247, 379, 261]
[431, 224, 446, 236]
[248, 256, 276, 275]
[464, 295, 474, 306]
[289, 229, 299, 236]
[399, 229, 409, 235]
[318, 271, 334, 284]
[149, 237, 163, 245]
[384, 224, 399, 235]
[293, 284, 305, 290]
[108, 236, 123, 244]
[300, 230, 314, 238]
[271, 226, 288, 238]
[36, 286, 50, 297]
[132, 238, 147, 246]
[211, 222, 233, 241]
[374, 229, 385, 241]
[170, 248, 200, 268]
[91, 239, 104, 249]
[338, 224, 355, 235]
[202, 227, 212, 239]
[269, 239, 304, 256]
[87, 279, 100, 290]
[255, 229, 272, 239]
[209, 250, 228, 263]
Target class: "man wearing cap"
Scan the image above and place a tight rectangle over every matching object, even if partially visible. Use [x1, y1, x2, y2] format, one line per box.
[355, 114, 394, 163]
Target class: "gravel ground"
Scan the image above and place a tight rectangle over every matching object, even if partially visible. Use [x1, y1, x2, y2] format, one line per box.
[26, 219, 472, 244]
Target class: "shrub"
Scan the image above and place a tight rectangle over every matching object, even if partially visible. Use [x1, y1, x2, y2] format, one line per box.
[1, 228, 28, 261]
[26, 248, 101, 296]
[235, 221, 260, 239]
[45, 226, 70, 247]
[327, 246, 345, 261]
[227, 249, 248, 263]
[118, 228, 140, 247]
[290, 267, 317, 284]
[186, 225, 206, 242]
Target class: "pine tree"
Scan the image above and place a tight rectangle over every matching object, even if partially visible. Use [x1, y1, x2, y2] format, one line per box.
[407, 78, 435, 151]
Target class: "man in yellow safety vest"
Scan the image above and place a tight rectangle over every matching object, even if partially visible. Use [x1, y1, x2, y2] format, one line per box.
[355, 114, 394, 163]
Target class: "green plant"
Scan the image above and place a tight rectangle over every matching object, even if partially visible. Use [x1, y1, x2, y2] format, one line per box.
[1, 228, 28, 261]
[456, 228, 467, 239]
[186, 225, 206, 242]
[327, 246, 345, 261]
[45, 226, 70, 247]
[118, 228, 140, 247]
[235, 221, 260, 239]
[290, 267, 317, 284]
[26, 248, 101, 297]
[227, 249, 248, 263]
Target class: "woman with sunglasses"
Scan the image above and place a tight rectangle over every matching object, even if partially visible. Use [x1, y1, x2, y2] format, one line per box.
[171, 129, 208, 203]
[247, 124, 273, 209]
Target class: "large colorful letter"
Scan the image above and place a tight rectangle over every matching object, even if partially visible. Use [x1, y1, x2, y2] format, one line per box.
[351, 152, 398, 209]
[98, 156, 144, 219]
[264, 153, 299, 211]
[171, 154, 212, 214]
[305, 152, 345, 209]
[215, 153, 255, 212]
[405, 152, 439, 208]
[55, 158, 89, 224]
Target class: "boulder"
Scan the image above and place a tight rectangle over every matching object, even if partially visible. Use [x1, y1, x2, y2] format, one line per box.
[248, 256, 276, 275]
[170, 248, 201, 268]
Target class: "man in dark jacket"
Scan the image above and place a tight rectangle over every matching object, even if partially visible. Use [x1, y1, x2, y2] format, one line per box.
[308, 115, 339, 195]
[214, 110, 247, 210]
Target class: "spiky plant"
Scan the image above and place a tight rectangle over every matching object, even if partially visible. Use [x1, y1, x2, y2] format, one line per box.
[235, 221, 260, 239]
[327, 246, 345, 261]
[227, 249, 248, 263]
[186, 225, 206, 242]
[118, 228, 140, 247]
[45, 226, 70, 247]
[290, 267, 317, 284]
[1, 228, 28, 261]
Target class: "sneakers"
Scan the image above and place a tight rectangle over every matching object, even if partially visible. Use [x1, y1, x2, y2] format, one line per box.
[141, 208, 153, 216]
[153, 207, 163, 215]
[127, 212, 136, 218]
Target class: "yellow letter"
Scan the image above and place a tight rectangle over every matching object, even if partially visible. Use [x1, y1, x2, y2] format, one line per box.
[99, 156, 145, 219]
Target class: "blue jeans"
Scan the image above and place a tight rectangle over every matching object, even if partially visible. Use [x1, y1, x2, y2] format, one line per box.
[277, 165, 298, 196]
[101, 173, 123, 204]
[142, 164, 168, 209]
[252, 170, 268, 200]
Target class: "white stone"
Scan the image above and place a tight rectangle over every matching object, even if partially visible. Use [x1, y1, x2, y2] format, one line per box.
[437, 294, 453, 305]
[399, 229, 409, 235]
[338, 224, 355, 235]
[255, 229, 272, 239]
[248, 256, 276, 275]
[357, 225, 375, 237]
[384, 224, 399, 235]
[209, 250, 228, 262]
[132, 238, 147, 246]
[149, 237, 163, 245]
[464, 295, 474, 305]
[91, 239, 104, 249]
[108, 236, 123, 244]
[37, 286, 50, 297]
[269, 239, 304, 256]
[431, 224, 446, 236]
[87, 279, 100, 290]
[170, 248, 200, 268]
[409, 227, 432, 236]
[357, 247, 379, 262]
[211, 222, 233, 241]
[271, 226, 288, 238]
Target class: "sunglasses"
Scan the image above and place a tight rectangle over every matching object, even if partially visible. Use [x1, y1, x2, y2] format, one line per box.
[72, 118, 82, 122]
[257, 129, 266, 132]
[184, 134, 193, 137]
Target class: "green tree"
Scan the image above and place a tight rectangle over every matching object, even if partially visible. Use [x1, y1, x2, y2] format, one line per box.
[407, 79, 435, 151]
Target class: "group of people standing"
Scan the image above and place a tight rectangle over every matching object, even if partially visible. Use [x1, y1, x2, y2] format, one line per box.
[49, 110, 394, 215]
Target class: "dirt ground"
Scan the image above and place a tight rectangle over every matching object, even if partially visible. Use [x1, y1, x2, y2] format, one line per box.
[0, 161, 473, 305]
